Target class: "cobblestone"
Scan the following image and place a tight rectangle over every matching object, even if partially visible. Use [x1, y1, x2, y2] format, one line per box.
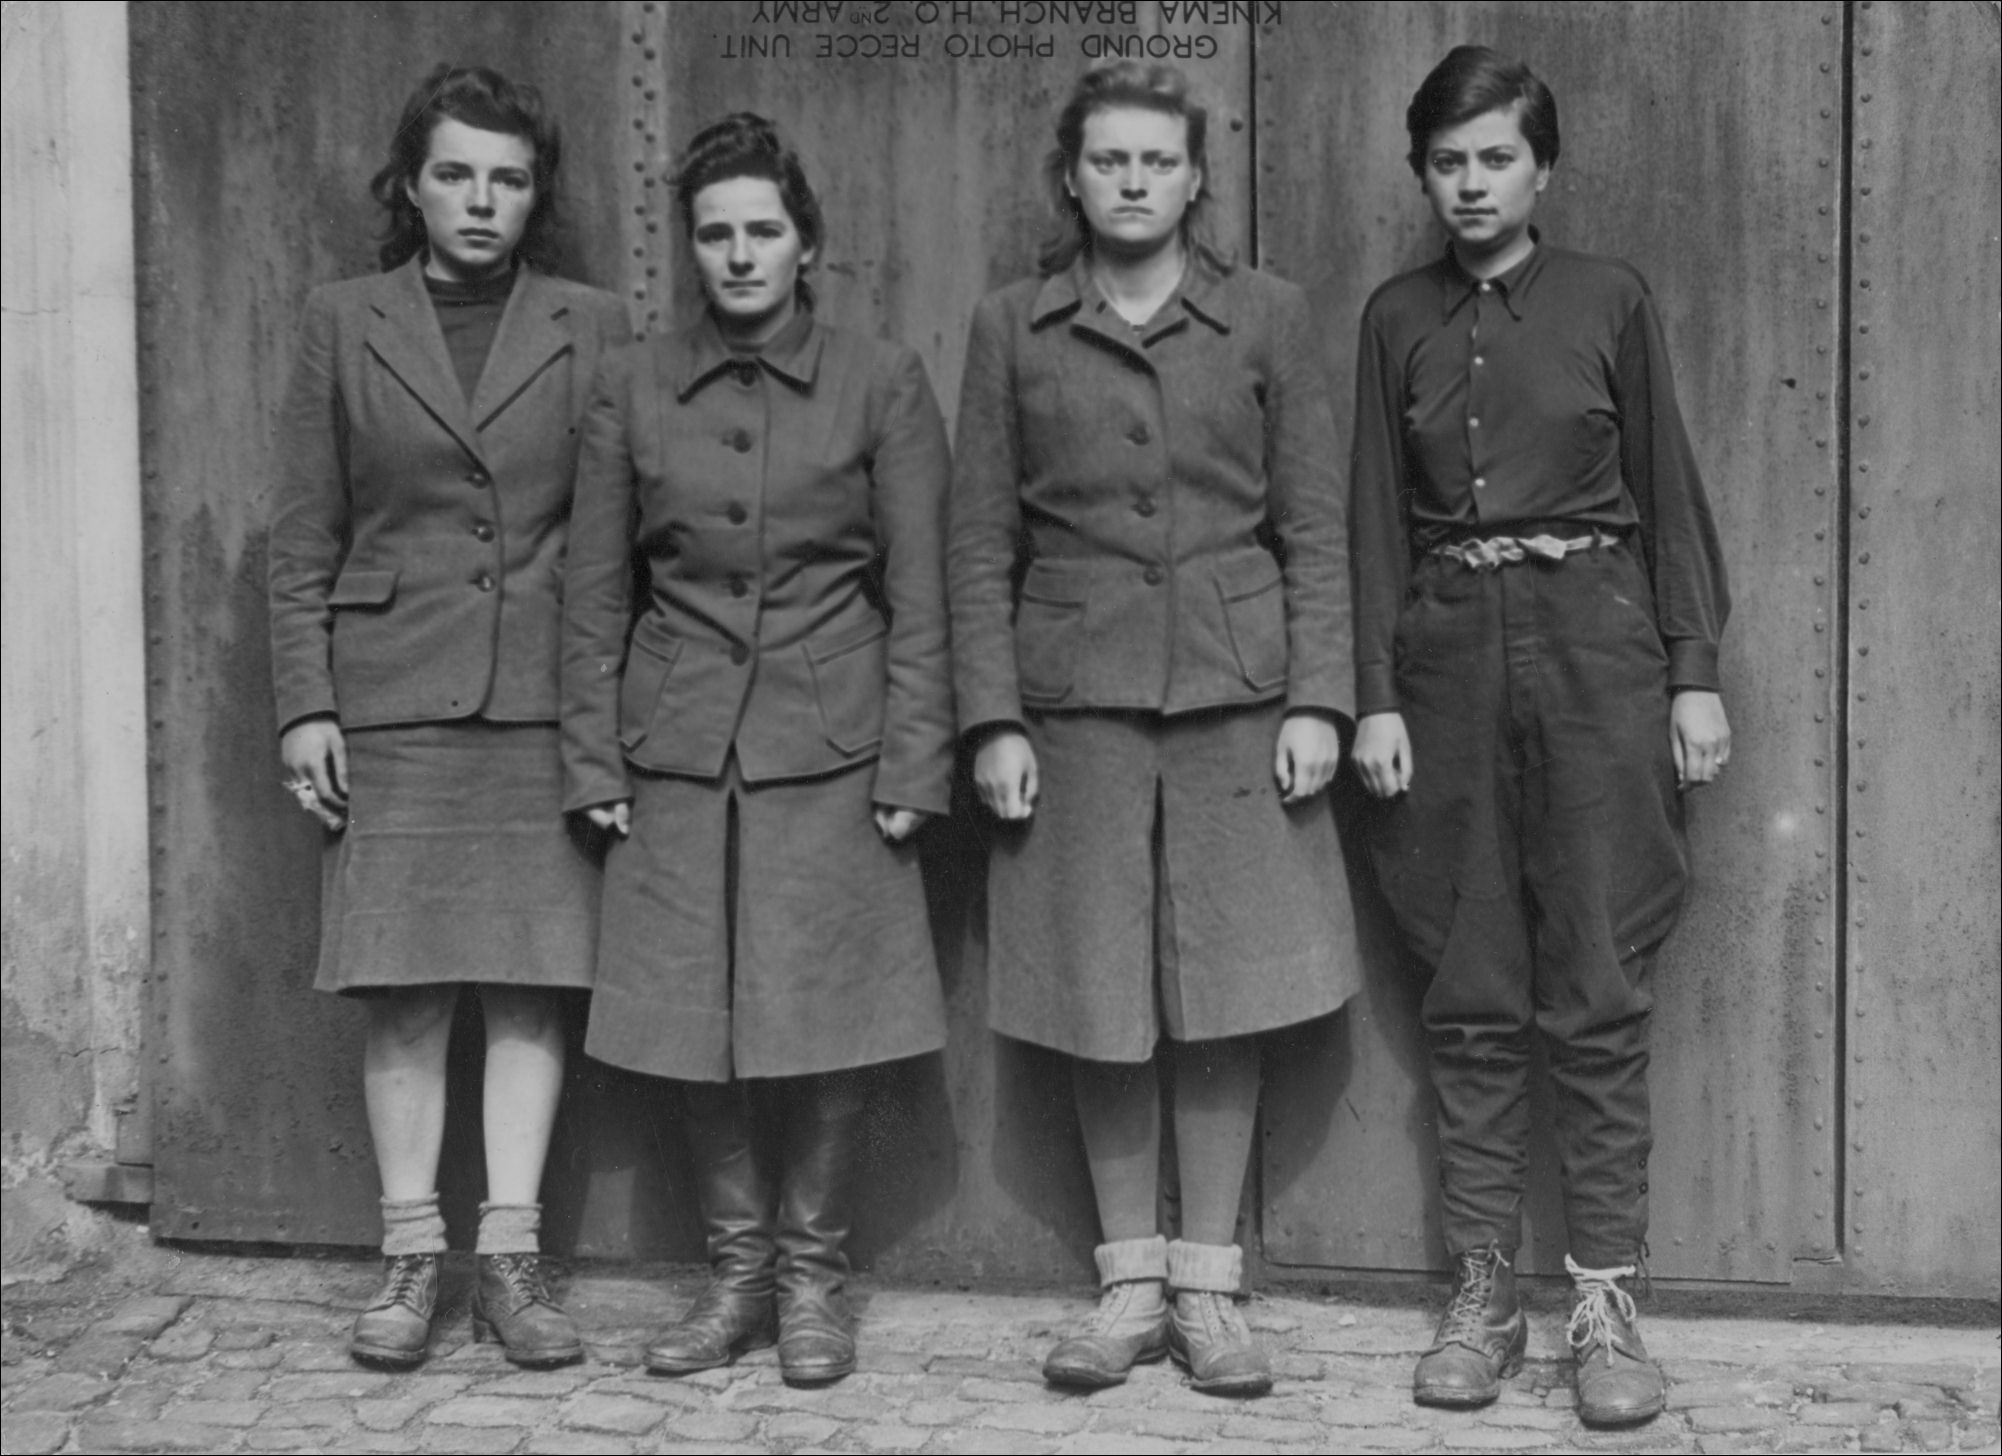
[0, 1411, 71, 1455]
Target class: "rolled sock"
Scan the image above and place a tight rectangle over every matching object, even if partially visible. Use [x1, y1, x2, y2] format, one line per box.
[380, 1195, 447, 1257]
[476, 1201, 542, 1256]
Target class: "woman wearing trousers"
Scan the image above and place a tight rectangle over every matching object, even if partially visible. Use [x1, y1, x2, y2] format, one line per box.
[1350, 46, 1731, 1426]
[949, 60, 1361, 1397]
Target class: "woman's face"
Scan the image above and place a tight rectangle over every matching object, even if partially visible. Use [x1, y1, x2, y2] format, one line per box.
[691, 175, 813, 343]
[406, 117, 537, 283]
[1420, 102, 1548, 275]
[1068, 106, 1201, 260]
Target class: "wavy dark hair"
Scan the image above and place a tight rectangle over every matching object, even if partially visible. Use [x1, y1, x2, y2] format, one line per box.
[369, 64, 564, 273]
[1405, 45, 1561, 176]
[673, 112, 824, 310]
[1038, 59, 1230, 277]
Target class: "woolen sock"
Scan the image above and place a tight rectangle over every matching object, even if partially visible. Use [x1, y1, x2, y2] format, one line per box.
[476, 1201, 542, 1255]
[380, 1195, 447, 1256]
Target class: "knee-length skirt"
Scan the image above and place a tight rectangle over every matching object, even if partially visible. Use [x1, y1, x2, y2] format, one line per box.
[987, 701, 1361, 1061]
[585, 757, 947, 1083]
[315, 721, 599, 994]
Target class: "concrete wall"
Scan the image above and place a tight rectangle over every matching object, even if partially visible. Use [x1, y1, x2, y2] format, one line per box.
[1, 0, 151, 1274]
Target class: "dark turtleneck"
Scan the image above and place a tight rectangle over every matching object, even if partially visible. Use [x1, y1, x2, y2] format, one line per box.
[425, 267, 515, 403]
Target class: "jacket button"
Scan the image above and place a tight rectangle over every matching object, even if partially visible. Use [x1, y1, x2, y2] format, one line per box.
[472, 523, 495, 542]
[474, 573, 495, 592]
[1143, 565, 1165, 586]
[727, 430, 753, 453]
[729, 574, 749, 598]
[732, 360, 758, 385]
[466, 469, 490, 488]
[727, 503, 748, 525]
[1134, 495, 1157, 517]
[730, 643, 750, 665]
[1128, 425, 1150, 445]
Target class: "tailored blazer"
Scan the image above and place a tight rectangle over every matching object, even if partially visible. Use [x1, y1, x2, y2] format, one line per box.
[948, 255, 1354, 734]
[268, 258, 631, 734]
[560, 311, 954, 818]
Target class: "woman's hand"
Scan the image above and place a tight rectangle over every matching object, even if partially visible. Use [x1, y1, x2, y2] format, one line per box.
[1274, 712, 1343, 804]
[873, 806, 930, 843]
[1353, 712, 1414, 799]
[281, 717, 349, 809]
[974, 730, 1038, 820]
[585, 801, 633, 837]
[1670, 691, 1731, 789]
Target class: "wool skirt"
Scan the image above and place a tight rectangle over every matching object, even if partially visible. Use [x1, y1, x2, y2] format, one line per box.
[585, 757, 947, 1083]
[314, 722, 599, 994]
[986, 702, 1360, 1061]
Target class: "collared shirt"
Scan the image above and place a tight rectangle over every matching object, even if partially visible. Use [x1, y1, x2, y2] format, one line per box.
[948, 253, 1353, 730]
[1350, 240, 1729, 714]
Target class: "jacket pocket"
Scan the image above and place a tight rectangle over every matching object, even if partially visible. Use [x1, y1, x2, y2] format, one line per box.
[807, 625, 889, 758]
[619, 634, 682, 751]
[1015, 561, 1086, 705]
[1216, 554, 1287, 691]
[328, 568, 398, 610]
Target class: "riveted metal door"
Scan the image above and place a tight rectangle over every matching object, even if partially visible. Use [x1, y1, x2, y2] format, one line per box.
[1255, 2, 1848, 1283]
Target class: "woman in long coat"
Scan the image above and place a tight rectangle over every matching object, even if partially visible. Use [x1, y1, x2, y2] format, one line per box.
[560, 113, 952, 1387]
[268, 65, 628, 1368]
[948, 60, 1360, 1397]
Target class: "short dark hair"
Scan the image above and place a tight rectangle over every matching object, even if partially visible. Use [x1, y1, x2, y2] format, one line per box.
[369, 64, 564, 274]
[673, 112, 824, 310]
[1405, 45, 1560, 177]
[1038, 59, 1231, 277]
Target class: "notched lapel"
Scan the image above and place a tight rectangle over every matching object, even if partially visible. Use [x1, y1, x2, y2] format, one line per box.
[363, 261, 487, 466]
[472, 271, 574, 431]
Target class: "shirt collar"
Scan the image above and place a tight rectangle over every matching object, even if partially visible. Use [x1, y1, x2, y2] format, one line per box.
[675, 306, 824, 399]
[1029, 248, 1235, 340]
[1438, 228, 1547, 322]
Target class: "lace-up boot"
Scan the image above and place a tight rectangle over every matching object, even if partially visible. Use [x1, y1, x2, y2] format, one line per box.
[1413, 1245, 1527, 1407]
[472, 1254, 584, 1367]
[1566, 1255, 1663, 1425]
[1042, 1235, 1170, 1387]
[646, 1083, 779, 1374]
[1166, 1240, 1271, 1396]
[349, 1254, 440, 1367]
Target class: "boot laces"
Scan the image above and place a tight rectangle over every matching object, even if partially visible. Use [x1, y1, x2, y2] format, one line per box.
[489, 1253, 555, 1308]
[371, 1254, 431, 1312]
[1439, 1248, 1506, 1341]
[1564, 1255, 1638, 1354]
[1087, 1279, 1159, 1335]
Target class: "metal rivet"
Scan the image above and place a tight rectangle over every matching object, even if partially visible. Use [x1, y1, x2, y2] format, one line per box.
[1859, 414, 1871, 425]
[1860, 278, 1872, 289]
[1859, 324, 1871, 335]
[1859, 367, 1872, 380]
[1818, 157, 1830, 168]
[1859, 504, 1871, 516]
[1860, 185, 1872, 196]
[1858, 552, 1870, 564]
[1859, 232, 1871, 244]
[1859, 462, 1870, 473]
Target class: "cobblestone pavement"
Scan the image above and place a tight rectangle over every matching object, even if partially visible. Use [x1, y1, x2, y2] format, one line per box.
[3, 1252, 1996, 1455]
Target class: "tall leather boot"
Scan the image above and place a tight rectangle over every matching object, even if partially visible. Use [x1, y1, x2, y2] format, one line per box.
[645, 1080, 780, 1374]
[1412, 1245, 1527, 1407]
[773, 1069, 868, 1385]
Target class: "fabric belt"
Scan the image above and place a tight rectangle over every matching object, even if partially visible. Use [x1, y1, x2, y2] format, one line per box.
[1430, 529, 1621, 571]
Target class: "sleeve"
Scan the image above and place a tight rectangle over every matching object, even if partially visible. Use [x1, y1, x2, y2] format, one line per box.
[267, 287, 350, 736]
[559, 348, 641, 812]
[1613, 282, 1731, 694]
[1349, 302, 1413, 718]
[1263, 286, 1354, 722]
[944, 292, 1028, 737]
[867, 346, 956, 816]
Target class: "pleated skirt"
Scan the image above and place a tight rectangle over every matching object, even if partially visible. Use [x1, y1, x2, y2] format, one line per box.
[314, 722, 598, 994]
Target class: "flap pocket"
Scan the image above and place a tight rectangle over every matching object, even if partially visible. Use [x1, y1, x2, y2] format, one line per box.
[1019, 559, 1086, 607]
[328, 568, 399, 610]
[807, 625, 889, 757]
[1215, 554, 1286, 690]
[1015, 561, 1087, 704]
[619, 634, 683, 751]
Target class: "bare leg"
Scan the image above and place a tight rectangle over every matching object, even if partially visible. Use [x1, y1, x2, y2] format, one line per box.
[362, 985, 460, 1202]
[1171, 1035, 1260, 1246]
[1072, 1055, 1161, 1242]
[479, 986, 567, 1205]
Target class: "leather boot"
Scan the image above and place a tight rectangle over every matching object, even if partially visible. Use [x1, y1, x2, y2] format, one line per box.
[349, 1253, 439, 1367]
[646, 1081, 779, 1374]
[471, 1254, 584, 1367]
[1043, 1235, 1171, 1388]
[773, 1071, 867, 1386]
[1413, 1245, 1527, 1407]
[1567, 1255, 1664, 1426]
[1166, 1240, 1271, 1396]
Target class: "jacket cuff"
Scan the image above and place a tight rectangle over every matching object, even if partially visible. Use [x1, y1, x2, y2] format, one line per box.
[275, 693, 338, 738]
[562, 768, 632, 816]
[870, 759, 953, 818]
[1665, 638, 1721, 695]
[1355, 664, 1400, 718]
